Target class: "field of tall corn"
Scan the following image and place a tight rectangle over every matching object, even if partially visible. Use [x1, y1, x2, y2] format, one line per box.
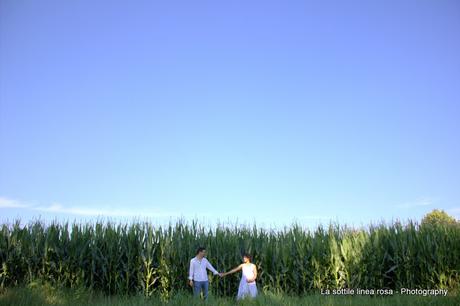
[0, 219, 459, 299]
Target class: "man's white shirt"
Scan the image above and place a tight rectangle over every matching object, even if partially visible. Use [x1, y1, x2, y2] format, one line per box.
[188, 257, 219, 281]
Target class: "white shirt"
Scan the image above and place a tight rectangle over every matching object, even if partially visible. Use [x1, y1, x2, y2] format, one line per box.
[188, 256, 219, 281]
[242, 263, 256, 284]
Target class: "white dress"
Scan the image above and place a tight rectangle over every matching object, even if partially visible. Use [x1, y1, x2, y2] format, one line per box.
[237, 264, 258, 300]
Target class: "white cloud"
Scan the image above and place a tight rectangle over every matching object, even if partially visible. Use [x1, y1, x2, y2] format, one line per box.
[34, 203, 179, 218]
[398, 197, 435, 209]
[0, 196, 180, 218]
[0, 197, 31, 208]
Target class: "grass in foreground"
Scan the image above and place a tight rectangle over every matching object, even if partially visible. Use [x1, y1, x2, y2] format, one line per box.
[0, 283, 459, 306]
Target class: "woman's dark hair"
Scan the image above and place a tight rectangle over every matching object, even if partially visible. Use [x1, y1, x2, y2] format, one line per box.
[196, 246, 206, 255]
[243, 253, 252, 262]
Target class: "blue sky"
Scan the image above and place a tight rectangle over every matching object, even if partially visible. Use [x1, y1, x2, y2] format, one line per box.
[1, 0, 459, 228]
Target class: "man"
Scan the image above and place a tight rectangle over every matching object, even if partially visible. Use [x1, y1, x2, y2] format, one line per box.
[188, 246, 222, 299]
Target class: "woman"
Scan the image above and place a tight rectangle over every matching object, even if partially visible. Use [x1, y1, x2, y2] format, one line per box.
[221, 253, 258, 300]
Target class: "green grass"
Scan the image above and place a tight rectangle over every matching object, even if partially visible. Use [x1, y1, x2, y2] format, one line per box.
[0, 283, 459, 306]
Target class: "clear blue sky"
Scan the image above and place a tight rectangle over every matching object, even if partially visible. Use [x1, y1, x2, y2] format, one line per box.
[1, 0, 459, 228]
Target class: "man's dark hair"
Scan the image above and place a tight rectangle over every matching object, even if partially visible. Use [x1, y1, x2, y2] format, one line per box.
[243, 253, 252, 261]
[196, 246, 206, 255]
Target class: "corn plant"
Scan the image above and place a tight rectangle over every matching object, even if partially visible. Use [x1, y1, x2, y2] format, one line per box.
[0, 218, 458, 298]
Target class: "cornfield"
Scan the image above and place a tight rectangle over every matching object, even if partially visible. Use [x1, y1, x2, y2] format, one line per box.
[0, 219, 458, 298]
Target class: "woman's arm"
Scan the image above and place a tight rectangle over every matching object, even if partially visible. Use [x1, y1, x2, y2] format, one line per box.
[222, 264, 243, 276]
[246, 264, 258, 283]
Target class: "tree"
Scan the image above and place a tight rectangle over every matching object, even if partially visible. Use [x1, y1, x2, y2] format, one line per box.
[421, 209, 457, 227]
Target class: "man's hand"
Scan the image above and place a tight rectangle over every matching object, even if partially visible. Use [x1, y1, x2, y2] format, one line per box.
[188, 280, 193, 287]
[219, 273, 224, 277]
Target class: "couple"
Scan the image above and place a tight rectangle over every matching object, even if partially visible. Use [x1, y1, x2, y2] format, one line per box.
[188, 246, 258, 300]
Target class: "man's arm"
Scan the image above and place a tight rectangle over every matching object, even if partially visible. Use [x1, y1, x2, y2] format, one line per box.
[205, 259, 219, 275]
[188, 259, 194, 286]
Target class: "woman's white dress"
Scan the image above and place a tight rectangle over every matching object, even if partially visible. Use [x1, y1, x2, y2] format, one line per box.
[237, 264, 258, 299]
